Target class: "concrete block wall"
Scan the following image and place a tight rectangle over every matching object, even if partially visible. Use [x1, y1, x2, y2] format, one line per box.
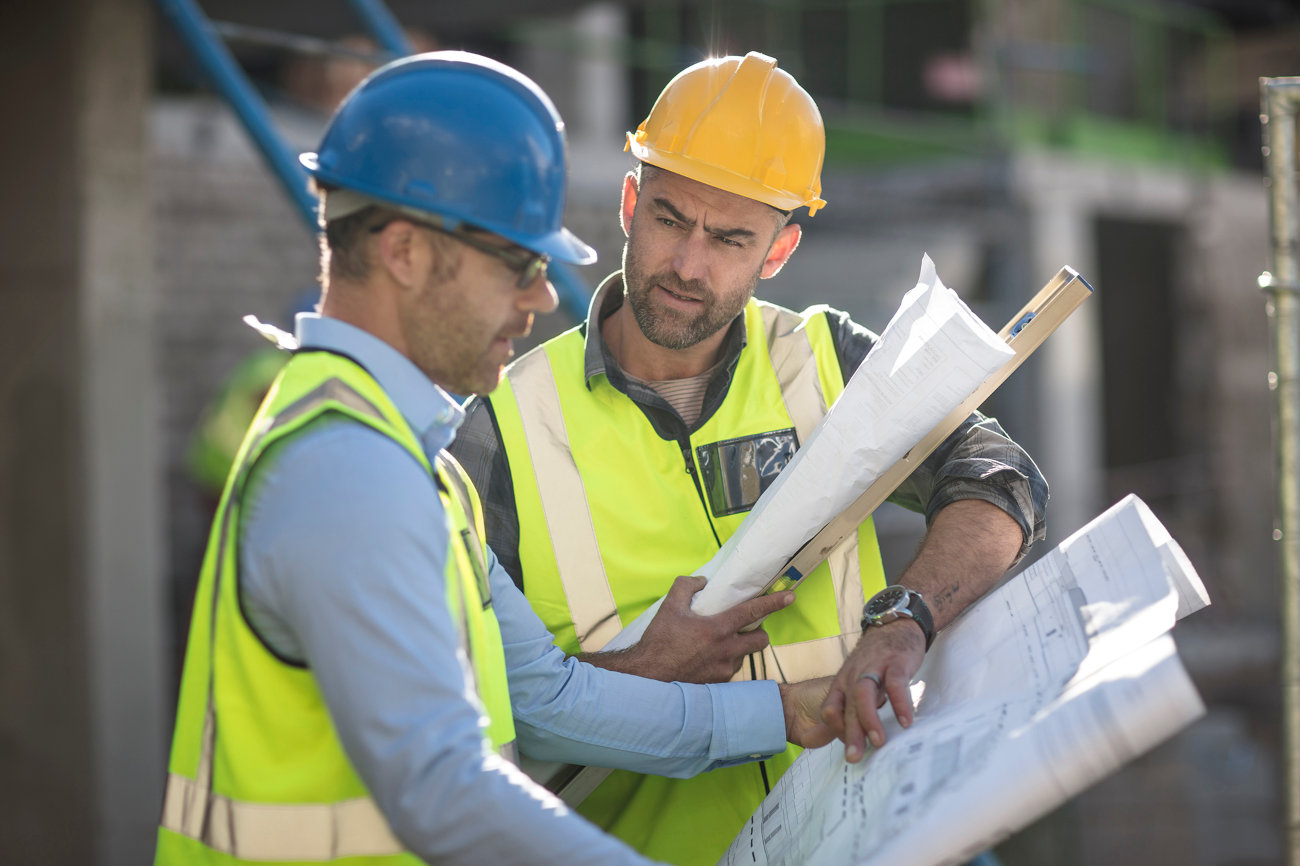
[151, 99, 321, 678]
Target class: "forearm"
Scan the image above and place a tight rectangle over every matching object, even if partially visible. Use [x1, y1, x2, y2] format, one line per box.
[576, 645, 668, 679]
[889, 413, 1048, 561]
[896, 498, 1023, 629]
[494, 562, 786, 774]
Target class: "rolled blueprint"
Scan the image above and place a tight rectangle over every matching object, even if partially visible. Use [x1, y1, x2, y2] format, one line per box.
[603, 255, 1014, 651]
[717, 494, 1210, 866]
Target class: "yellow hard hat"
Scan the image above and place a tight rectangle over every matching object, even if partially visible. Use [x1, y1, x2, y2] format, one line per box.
[626, 52, 827, 216]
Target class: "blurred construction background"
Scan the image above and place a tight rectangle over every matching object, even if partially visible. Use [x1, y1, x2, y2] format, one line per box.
[1, 0, 1296, 862]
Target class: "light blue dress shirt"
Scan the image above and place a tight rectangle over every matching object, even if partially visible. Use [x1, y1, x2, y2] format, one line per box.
[237, 314, 786, 866]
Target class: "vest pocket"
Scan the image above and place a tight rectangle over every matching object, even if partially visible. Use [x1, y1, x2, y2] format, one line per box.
[695, 428, 798, 517]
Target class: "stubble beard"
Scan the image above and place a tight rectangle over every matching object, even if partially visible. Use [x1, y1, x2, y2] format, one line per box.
[621, 244, 756, 351]
[403, 278, 504, 397]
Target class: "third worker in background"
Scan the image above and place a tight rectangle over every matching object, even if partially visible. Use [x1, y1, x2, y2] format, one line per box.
[450, 51, 1049, 865]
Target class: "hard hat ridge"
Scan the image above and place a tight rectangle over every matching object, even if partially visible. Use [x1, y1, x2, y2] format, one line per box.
[301, 50, 596, 265]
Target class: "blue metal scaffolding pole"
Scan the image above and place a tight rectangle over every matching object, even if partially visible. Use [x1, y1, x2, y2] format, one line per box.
[156, 0, 594, 318]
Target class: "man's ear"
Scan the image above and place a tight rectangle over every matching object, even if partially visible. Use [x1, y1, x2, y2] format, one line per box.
[620, 171, 639, 238]
[373, 220, 425, 290]
[760, 223, 802, 279]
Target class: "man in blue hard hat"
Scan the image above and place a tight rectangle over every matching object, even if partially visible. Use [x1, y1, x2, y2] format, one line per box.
[156, 51, 834, 866]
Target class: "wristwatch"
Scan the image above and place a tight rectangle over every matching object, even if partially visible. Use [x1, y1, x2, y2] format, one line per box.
[860, 585, 935, 650]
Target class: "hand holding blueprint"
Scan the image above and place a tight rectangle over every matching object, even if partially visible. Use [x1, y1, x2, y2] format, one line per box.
[719, 494, 1209, 866]
[603, 255, 1013, 651]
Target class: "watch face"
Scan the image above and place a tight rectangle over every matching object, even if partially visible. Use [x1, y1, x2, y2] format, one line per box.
[865, 586, 909, 619]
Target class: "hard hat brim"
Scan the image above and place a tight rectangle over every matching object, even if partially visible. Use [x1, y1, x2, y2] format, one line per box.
[529, 228, 598, 266]
[627, 135, 826, 216]
[301, 152, 596, 266]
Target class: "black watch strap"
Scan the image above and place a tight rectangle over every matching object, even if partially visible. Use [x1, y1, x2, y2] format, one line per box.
[861, 586, 935, 650]
[905, 590, 935, 650]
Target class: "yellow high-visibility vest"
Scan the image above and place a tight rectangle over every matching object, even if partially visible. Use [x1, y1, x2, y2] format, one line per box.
[157, 351, 514, 865]
[489, 296, 887, 865]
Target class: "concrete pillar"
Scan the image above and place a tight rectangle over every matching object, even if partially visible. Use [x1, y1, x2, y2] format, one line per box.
[571, 3, 630, 144]
[1013, 153, 1105, 542]
[80, 0, 167, 862]
[0, 1, 164, 863]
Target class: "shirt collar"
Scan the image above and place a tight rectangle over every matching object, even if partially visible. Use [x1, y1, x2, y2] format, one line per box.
[582, 271, 750, 390]
[295, 313, 464, 454]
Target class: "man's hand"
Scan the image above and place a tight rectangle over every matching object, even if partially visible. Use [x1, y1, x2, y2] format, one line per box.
[779, 677, 835, 749]
[822, 499, 1022, 763]
[821, 619, 926, 763]
[581, 576, 795, 683]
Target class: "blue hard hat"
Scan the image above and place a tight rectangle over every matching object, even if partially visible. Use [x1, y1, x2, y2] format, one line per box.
[300, 51, 595, 266]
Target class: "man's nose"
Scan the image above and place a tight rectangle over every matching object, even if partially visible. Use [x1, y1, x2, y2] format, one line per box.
[671, 230, 710, 283]
[520, 270, 559, 315]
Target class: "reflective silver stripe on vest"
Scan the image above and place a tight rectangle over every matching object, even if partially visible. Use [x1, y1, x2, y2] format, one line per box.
[164, 378, 404, 858]
[508, 353, 623, 652]
[761, 305, 827, 446]
[751, 634, 856, 683]
[762, 305, 866, 653]
[161, 773, 402, 860]
[437, 451, 485, 566]
[433, 452, 520, 765]
[260, 376, 392, 440]
[826, 519, 868, 643]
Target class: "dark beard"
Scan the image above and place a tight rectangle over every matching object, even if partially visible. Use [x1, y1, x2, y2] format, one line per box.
[628, 279, 727, 350]
[622, 247, 749, 350]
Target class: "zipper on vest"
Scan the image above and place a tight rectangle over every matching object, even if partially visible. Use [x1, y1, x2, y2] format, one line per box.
[679, 438, 722, 547]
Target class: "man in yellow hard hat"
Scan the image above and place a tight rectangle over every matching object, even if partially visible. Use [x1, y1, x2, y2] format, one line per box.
[450, 51, 1047, 864]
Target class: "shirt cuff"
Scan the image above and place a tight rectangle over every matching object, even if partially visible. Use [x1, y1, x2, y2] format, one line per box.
[704, 680, 787, 769]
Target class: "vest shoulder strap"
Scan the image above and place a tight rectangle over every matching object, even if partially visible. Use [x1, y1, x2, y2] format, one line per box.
[756, 301, 837, 445]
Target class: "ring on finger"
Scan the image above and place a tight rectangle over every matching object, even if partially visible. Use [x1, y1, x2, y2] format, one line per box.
[859, 672, 882, 688]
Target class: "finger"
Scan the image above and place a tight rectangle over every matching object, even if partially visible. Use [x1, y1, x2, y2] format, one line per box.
[853, 675, 887, 754]
[728, 627, 771, 659]
[728, 589, 795, 631]
[663, 575, 707, 612]
[842, 681, 868, 763]
[884, 670, 914, 729]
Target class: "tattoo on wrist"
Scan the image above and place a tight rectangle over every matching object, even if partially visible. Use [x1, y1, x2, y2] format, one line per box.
[935, 583, 961, 610]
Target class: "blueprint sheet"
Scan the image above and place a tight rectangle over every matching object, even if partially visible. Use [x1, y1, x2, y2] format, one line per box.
[719, 494, 1209, 866]
[604, 255, 1013, 652]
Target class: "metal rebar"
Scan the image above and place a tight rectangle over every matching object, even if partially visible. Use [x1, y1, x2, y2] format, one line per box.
[210, 21, 390, 64]
[1261, 76, 1300, 866]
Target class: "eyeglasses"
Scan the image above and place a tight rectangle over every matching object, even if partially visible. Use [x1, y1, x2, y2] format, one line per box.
[371, 216, 549, 289]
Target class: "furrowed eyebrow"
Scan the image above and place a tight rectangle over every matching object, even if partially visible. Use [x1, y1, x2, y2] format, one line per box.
[652, 197, 758, 241]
